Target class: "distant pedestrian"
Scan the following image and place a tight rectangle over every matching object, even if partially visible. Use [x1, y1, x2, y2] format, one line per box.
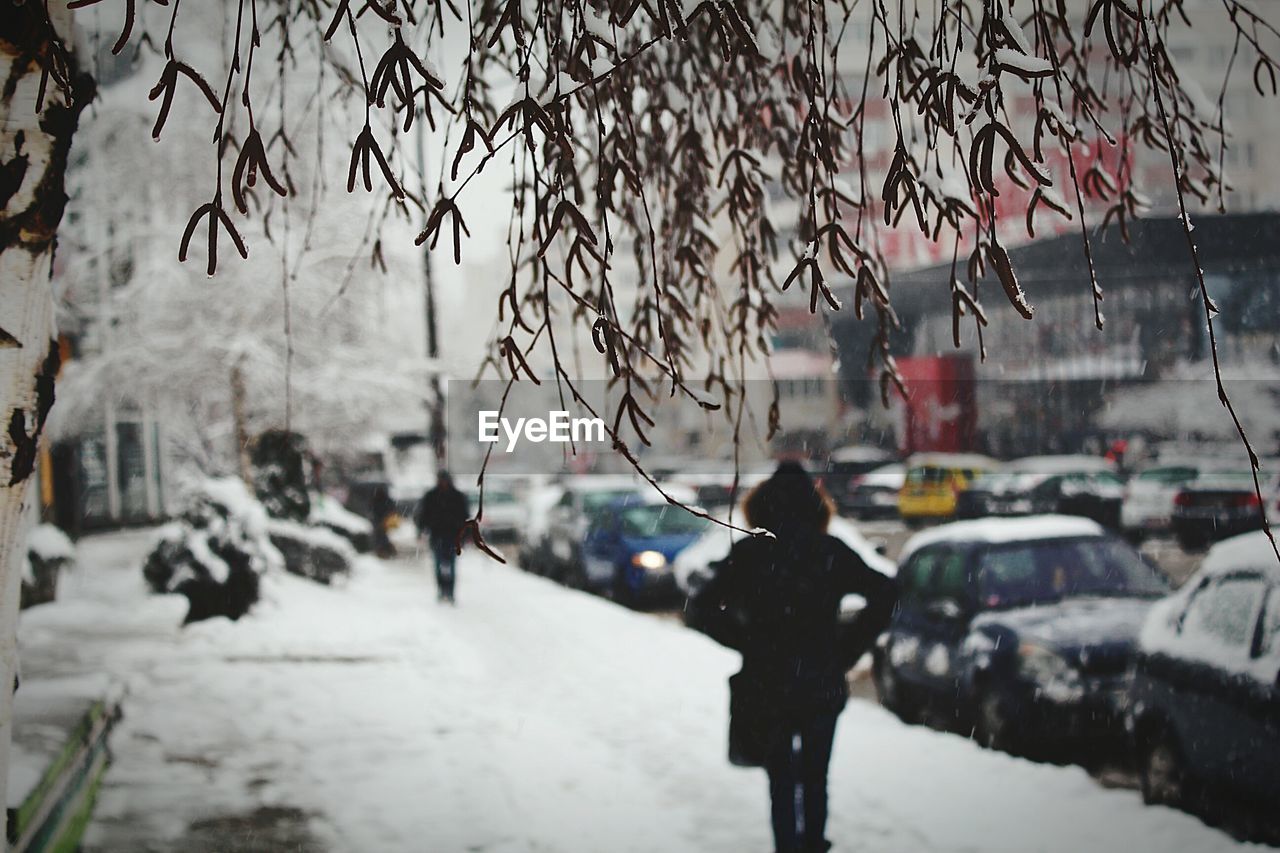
[690, 462, 898, 853]
[415, 472, 470, 603]
[370, 482, 398, 559]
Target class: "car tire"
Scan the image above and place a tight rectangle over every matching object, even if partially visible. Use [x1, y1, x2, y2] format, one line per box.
[1140, 727, 1189, 809]
[872, 660, 918, 724]
[609, 567, 632, 606]
[564, 563, 588, 591]
[1176, 533, 1208, 553]
[974, 688, 1020, 754]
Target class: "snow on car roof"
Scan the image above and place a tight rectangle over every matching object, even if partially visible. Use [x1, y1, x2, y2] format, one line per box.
[1004, 455, 1115, 474]
[672, 512, 896, 578]
[904, 452, 997, 469]
[899, 515, 1106, 563]
[859, 464, 905, 486]
[609, 484, 700, 507]
[829, 445, 896, 464]
[562, 475, 645, 491]
[1139, 456, 1235, 471]
[1198, 530, 1280, 579]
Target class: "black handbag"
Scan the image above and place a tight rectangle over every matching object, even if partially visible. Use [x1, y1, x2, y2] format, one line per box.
[727, 671, 783, 768]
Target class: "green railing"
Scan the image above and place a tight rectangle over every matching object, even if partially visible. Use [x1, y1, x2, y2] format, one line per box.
[8, 697, 119, 853]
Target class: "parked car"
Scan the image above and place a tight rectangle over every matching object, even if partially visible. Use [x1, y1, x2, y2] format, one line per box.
[674, 513, 895, 618]
[956, 456, 1123, 528]
[843, 463, 905, 520]
[824, 445, 897, 511]
[463, 486, 523, 543]
[533, 477, 694, 586]
[665, 469, 769, 514]
[1122, 458, 1234, 541]
[1128, 530, 1280, 828]
[581, 494, 710, 604]
[898, 453, 998, 526]
[872, 516, 1169, 755]
[341, 478, 392, 523]
[1170, 463, 1280, 551]
[515, 482, 565, 573]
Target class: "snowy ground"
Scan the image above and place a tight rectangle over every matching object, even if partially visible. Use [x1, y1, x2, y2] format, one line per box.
[15, 529, 1261, 853]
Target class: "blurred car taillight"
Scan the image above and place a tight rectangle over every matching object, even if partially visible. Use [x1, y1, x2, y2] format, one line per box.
[1173, 491, 1191, 507]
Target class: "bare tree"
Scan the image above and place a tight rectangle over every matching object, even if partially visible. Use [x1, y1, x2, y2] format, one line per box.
[2, 0, 1279, 822]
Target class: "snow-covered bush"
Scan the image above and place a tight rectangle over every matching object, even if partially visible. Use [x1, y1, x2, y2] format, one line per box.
[251, 430, 311, 523]
[20, 524, 76, 609]
[309, 493, 374, 554]
[142, 478, 283, 624]
[265, 518, 357, 586]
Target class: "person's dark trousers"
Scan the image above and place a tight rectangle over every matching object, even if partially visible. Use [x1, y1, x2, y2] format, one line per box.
[373, 522, 394, 558]
[431, 538, 457, 601]
[765, 710, 840, 853]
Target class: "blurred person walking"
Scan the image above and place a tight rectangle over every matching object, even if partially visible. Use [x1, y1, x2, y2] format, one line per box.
[415, 472, 470, 604]
[370, 482, 398, 559]
[690, 462, 898, 853]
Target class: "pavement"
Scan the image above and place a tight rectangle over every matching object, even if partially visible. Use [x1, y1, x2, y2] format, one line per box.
[10, 525, 1252, 853]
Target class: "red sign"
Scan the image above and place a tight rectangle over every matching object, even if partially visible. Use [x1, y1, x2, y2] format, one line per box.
[892, 355, 977, 454]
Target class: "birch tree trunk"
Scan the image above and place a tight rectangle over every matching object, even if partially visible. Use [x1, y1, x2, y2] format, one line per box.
[0, 6, 92, 838]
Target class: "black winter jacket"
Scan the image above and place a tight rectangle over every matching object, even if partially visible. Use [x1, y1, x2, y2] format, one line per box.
[415, 487, 470, 545]
[692, 529, 898, 715]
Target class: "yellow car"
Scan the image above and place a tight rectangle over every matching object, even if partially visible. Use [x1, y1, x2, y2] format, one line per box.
[898, 453, 997, 525]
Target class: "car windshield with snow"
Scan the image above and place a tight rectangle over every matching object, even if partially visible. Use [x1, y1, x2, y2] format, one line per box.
[978, 535, 1167, 609]
[873, 516, 1169, 758]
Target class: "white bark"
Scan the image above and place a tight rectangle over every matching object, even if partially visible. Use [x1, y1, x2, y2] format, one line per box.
[0, 5, 83, 841]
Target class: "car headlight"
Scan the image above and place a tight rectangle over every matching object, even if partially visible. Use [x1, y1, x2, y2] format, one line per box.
[631, 550, 667, 570]
[1018, 642, 1084, 703]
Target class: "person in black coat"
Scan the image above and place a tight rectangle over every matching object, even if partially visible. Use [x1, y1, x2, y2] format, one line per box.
[370, 483, 397, 558]
[690, 461, 898, 853]
[415, 471, 470, 603]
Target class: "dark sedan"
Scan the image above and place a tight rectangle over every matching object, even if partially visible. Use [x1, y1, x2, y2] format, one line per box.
[824, 445, 897, 512]
[956, 456, 1124, 529]
[1128, 530, 1280, 834]
[1170, 467, 1280, 551]
[842, 463, 905, 520]
[872, 516, 1169, 756]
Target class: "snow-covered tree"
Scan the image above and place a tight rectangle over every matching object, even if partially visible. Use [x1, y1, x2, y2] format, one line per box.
[3, 0, 1280, 827]
[49, 86, 431, 481]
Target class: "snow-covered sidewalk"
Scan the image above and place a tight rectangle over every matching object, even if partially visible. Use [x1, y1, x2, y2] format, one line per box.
[16, 529, 1261, 852]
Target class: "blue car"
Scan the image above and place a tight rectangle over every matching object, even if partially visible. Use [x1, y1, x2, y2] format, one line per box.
[581, 495, 709, 605]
